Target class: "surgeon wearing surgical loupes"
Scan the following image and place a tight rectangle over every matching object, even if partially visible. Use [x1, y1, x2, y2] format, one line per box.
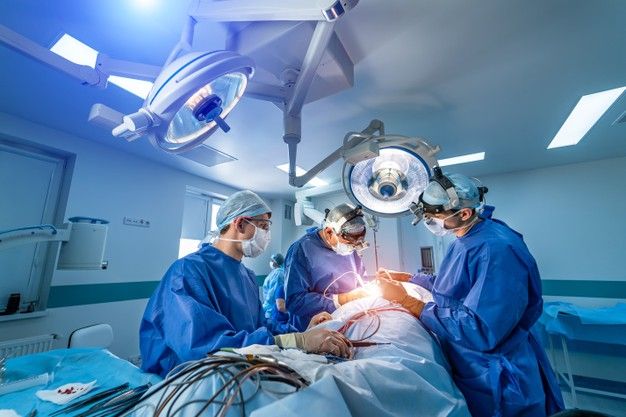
[284, 203, 370, 331]
[377, 167, 564, 417]
[140, 190, 351, 377]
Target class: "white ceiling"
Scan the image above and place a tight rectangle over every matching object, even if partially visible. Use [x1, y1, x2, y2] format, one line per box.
[1, 0, 625, 199]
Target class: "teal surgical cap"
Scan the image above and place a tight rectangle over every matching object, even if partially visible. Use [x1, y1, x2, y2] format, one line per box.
[422, 173, 481, 210]
[271, 253, 285, 267]
[216, 190, 271, 231]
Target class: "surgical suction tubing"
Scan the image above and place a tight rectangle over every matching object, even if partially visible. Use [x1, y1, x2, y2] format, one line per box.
[321, 270, 366, 300]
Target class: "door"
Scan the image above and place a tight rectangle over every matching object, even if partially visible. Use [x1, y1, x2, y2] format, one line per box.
[0, 140, 67, 312]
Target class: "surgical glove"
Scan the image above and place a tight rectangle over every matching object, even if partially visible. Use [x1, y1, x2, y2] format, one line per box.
[377, 278, 408, 302]
[337, 288, 368, 305]
[401, 296, 425, 318]
[307, 311, 333, 329]
[274, 328, 351, 358]
[376, 268, 413, 282]
[377, 278, 425, 318]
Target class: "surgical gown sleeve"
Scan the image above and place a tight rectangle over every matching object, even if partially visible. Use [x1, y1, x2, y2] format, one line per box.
[419, 244, 529, 351]
[285, 245, 337, 324]
[162, 263, 275, 362]
[410, 273, 435, 291]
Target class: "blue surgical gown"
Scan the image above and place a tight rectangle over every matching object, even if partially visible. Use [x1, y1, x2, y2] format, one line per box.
[262, 267, 285, 318]
[284, 227, 366, 331]
[271, 284, 290, 324]
[262, 267, 290, 328]
[417, 206, 564, 417]
[139, 244, 295, 377]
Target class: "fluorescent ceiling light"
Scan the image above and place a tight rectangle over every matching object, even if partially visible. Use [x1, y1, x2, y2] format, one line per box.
[108, 75, 153, 99]
[50, 34, 98, 68]
[438, 152, 485, 167]
[50, 33, 153, 99]
[276, 163, 328, 187]
[548, 86, 626, 149]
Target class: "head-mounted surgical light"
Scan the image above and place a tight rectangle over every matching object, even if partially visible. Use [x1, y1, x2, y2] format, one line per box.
[112, 51, 254, 153]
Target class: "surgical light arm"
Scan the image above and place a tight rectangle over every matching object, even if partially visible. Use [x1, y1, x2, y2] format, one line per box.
[287, 120, 386, 188]
[0, 24, 161, 88]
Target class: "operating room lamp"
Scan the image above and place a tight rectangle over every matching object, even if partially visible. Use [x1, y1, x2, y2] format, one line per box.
[0, 0, 359, 153]
[294, 119, 440, 221]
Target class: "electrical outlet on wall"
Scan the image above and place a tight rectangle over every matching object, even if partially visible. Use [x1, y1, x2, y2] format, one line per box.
[123, 217, 151, 228]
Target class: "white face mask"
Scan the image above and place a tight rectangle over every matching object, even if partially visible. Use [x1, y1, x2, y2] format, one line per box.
[423, 210, 461, 236]
[219, 221, 271, 258]
[242, 223, 271, 258]
[333, 241, 355, 256]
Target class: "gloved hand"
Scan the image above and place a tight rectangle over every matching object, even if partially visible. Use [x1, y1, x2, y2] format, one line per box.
[376, 268, 413, 282]
[275, 329, 351, 358]
[307, 311, 333, 329]
[337, 288, 368, 305]
[377, 277, 408, 302]
[377, 278, 425, 318]
[301, 328, 351, 358]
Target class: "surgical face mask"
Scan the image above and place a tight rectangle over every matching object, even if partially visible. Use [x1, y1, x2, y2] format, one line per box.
[242, 222, 271, 258]
[219, 221, 271, 258]
[423, 211, 461, 237]
[333, 241, 355, 256]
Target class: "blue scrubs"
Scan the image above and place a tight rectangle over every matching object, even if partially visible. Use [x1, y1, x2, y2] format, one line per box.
[140, 244, 295, 377]
[262, 267, 285, 318]
[417, 206, 564, 417]
[285, 227, 366, 331]
[271, 284, 290, 324]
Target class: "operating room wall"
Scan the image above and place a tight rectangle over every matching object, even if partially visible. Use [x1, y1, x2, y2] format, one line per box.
[0, 112, 240, 360]
[475, 156, 626, 300]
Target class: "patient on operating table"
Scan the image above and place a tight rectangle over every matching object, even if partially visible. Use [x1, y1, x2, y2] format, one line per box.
[128, 284, 469, 417]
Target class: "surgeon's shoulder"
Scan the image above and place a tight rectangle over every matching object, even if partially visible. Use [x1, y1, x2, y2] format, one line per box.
[166, 249, 216, 285]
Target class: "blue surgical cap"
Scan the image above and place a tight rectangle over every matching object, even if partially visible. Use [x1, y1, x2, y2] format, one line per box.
[422, 173, 481, 210]
[216, 190, 271, 231]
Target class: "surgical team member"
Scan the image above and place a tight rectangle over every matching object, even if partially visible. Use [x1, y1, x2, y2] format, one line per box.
[140, 190, 350, 377]
[377, 167, 564, 417]
[262, 253, 289, 329]
[285, 203, 369, 331]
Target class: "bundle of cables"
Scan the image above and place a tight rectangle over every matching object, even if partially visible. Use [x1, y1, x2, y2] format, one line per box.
[125, 355, 308, 417]
[337, 305, 415, 349]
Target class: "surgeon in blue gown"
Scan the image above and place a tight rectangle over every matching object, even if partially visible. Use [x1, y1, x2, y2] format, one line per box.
[285, 203, 369, 331]
[140, 190, 351, 377]
[377, 169, 564, 417]
[262, 253, 287, 322]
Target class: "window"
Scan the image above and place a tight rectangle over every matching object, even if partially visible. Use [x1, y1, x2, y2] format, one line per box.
[419, 246, 434, 274]
[178, 188, 224, 258]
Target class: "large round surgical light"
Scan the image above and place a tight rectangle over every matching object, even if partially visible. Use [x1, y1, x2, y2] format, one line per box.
[164, 72, 248, 146]
[123, 50, 254, 153]
[344, 146, 432, 217]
